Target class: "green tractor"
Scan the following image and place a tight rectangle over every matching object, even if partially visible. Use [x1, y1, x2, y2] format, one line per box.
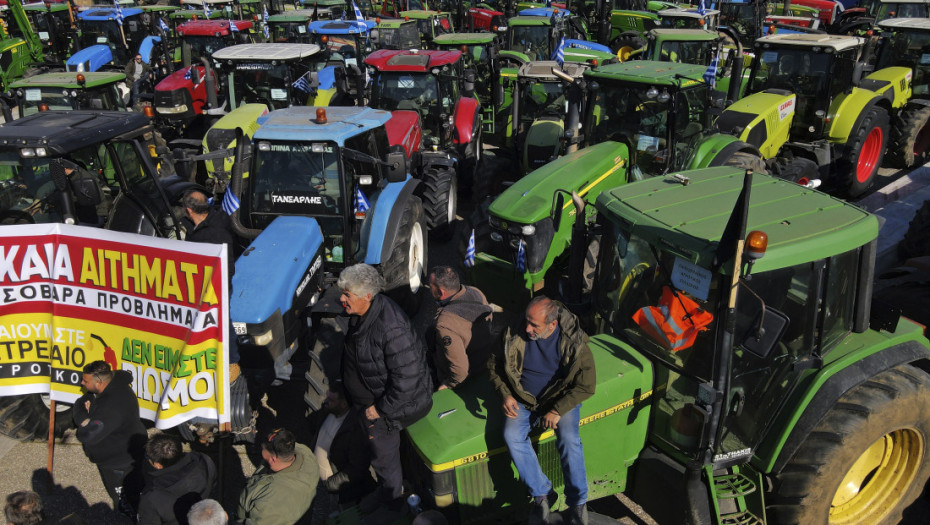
[267, 9, 322, 43]
[20, 2, 75, 64]
[4, 71, 128, 118]
[0, 0, 45, 93]
[405, 166, 930, 525]
[400, 9, 456, 48]
[716, 33, 918, 197]
[374, 18, 424, 50]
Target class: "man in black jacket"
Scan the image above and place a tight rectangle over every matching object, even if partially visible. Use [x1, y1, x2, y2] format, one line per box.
[72, 361, 147, 514]
[337, 263, 433, 521]
[137, 433, 217, 525]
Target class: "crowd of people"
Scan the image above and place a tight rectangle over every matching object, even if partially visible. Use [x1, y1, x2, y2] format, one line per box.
[4, 260, 597, 525]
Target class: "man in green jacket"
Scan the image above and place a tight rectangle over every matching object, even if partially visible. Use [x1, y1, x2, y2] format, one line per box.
[488, 296, 596, 525]
[237, 428, 318, 524]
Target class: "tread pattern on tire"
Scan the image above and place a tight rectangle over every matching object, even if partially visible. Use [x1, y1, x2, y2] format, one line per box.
[0, 394, 73, 442]
[887, 105, 930, 169]
[381, 195, 425, 294]
[421, 167, 456, 240]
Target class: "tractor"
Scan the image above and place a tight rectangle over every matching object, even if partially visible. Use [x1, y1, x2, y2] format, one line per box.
[4, 71, 128, 118]
[374, 18, 424, 50]
[505, 7, 590, 62]
[0, 0, 45, 93]
[20, 2, 75, 64]
[307, 18, 377, 72]
[267, 8, 321, 43]
[400, 9, 455, 48]
[223, 106, 428, 406]
[401, 166, 930, 525]
[75, 6, 160, 68]
[364, 48, 483, 236]
[716, 33, 919, 197]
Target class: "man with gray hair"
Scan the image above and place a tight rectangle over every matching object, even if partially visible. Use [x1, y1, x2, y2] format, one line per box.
[187, 499, 227, 525]
[338, 263, 433, 522]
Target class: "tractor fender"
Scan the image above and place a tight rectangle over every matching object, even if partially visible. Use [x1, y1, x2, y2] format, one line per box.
[904, 98, 930, 111]
[498, 49, 530, 66]
[861, 66, 912, 110]
[716, 91, 796, 160]
[317, 65, 337, 90]
[452, 96, 480, 146]
[362, 177, 420, 265]
[762, 337, 930, 475]
[827, 90, 886, 144]
[690, 136, 759, 169]
[385, 110, 422, 159]
[65, 45, 113, 72]
[420, 152, 455, 171]
[138, 36, 162, 64]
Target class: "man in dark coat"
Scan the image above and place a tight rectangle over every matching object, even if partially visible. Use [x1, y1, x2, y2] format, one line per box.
[337, 263, 433, 522]
[72, 360, 147, 514]
[137, 432, 217, 525]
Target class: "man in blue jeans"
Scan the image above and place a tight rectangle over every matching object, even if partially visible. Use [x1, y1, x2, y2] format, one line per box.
[488, 296, 596, 525]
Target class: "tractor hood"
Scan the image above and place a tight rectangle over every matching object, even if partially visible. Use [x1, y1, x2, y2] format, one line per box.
[65, 45, 113, 73]
[406, 333, 654, 473]
[490, 141, 629, 224]
[230, 216, 324, 324]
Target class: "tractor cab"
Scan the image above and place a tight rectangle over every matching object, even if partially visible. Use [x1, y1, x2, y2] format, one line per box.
[745, 34, 861, 141]
[864, 0, 930, 23]
[176, 19, 253, 67]
[506, 8, 588, 61]
[267, 9, 319, 43]
[212, 43, 336, 110]
[640, 28, 720, 65]
[876, 18, 930, 96]
[374, 18, 423, 50]
[168, 7, 228, 36]
[379, 0, 432, 19]
[434, 32, 501, 104]
[308, 19, 376, 70]
[302, 0, 348, 20]
[77, 7, 152, 66]
[656, 7, 720, 30]
[5, 72, 127, 117]
[21, 2, 73, 63]
[400, 9, 454, 47]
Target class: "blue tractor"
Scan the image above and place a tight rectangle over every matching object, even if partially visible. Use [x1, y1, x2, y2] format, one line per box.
[226, 106, 426, 410]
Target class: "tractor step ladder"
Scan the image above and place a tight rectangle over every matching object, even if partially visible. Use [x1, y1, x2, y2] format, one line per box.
[709, 465, 765, 525]
[481, 105, 495, 135]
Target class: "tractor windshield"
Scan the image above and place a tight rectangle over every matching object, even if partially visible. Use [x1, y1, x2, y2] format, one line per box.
[519, 80, 566, 123]
[229, 62, 293, 110]
[510, 25, 551, 61]
[587, 81, 710, 175]
[378, 24, 422, 50]
[185, 36, 229, 62]
[312, 34, 364, 67]
[658, 39, 716, 65]
[18, 86, 122, 117]
[370, 72, 451, 140]
[874, 2, 929, 21]
[270, 22, 311, 43]
[251, 141, 343, 221]
[0, 151, 56, 223]
[877, 29, 930, 95]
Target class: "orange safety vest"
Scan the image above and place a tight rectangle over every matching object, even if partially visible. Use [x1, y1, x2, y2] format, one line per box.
[632, 286, 714, 351]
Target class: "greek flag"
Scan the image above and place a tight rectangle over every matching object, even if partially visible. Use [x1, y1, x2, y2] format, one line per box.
[293, 73, 312, 92]
[552, 35, 565, 67]
[516, 240, 526, 272]
[355, 186, 370, 214]
[464, 229, 476, 268]
[229, 20, 239, 32]
[546, 0, 551, 6]
[263, 5, 270, 39]
[222, 190, 240, 215]
[158, 17, 170, 33]
[203, 2, 211, 17]
[703, 53, 719, 87]
[184, 67, 192, 80]
[698, 0, 706, 16]
[352, 0, 366, 29]
[114, 0, 123, 25]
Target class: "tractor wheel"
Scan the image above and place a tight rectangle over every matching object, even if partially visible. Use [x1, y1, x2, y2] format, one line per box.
[836, 106, 889, 198]
[381, 195, 427, 297]
[611, 34, 646, 62]
[770, 155, 820, 186]
[723, 151, 767, 174]
[421, 167, 457, 241]
[767, 364, 930, 525]
[887, 105, 930, 169]
[898, 199, 930, 260]
[0, 394, 73, 441]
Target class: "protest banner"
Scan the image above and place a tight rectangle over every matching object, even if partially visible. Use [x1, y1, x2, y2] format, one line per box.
[0, 223, 230, 429]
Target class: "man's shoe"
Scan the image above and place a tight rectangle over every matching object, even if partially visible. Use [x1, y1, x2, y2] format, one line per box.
[566, 504, 589, 525]
[528, 491, 557, 525]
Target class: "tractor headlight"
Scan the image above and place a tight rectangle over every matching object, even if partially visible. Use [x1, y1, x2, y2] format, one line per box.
[258, 141, 271, 151]
[359, 175, 373, 185]
[253, 328, 274, 346]
[490, 231, 503, 242]
[489, 215, 501, 228]
[70, 90, 78, 97]
[521, 224, 535, 235]
[35, 147, 47, 157]
[20, 148, 35, 158]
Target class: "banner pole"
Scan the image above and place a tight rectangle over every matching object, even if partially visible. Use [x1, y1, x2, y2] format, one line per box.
[46, 400, 56, 490]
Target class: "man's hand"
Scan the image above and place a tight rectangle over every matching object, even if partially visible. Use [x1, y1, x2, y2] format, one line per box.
[542, 410, 561, 430]
[365, 405, 380, 420]
[84, 400, 91, 412]
[437, 384, 449, 391]
[502, 395, 520, 419]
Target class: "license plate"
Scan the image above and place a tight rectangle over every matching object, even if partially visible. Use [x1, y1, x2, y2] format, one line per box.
[233, 323, 246, 335]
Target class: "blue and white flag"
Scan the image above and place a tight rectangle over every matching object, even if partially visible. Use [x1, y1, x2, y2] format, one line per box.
[354, 186, 370, 214]
[114, 0, 123, 25]
[545, 0, 552, 6]
[703, 52, 719, 87]
[263, 5, 270, 39]
[184, 67, 192, 80]
[516, 240, 526, 272]
[222, 189, 240, 215]
[203, 1, 212, 17]
[158, 17, 170, 33]
[352, 0, 366, 29]
[293, 73, 312, 92]
[552, 35, 565, 67]
[229, 20, 239, 32]
[464, 229, 476, 268]
[698, 0, 706, 16]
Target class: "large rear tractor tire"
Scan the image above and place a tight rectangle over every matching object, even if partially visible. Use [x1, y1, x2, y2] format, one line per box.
[887, 105, 930, 169]
[767, 364, 930, 525]
[898, 199, 930, 260]
[836, 106, 889, 198]
[381, 196, 427, 313]
[724, 151, 767, 174]
[611, 34, 646, 62]
[421, 167, 457, 241]
[770, 155, 820, 186]
[0, 394, 73, 441]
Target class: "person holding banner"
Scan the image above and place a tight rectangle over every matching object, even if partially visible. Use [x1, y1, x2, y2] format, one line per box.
[72, 360, 147, 517]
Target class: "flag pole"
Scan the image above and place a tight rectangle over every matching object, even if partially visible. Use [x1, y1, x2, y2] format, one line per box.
[46, 400, 56, 491]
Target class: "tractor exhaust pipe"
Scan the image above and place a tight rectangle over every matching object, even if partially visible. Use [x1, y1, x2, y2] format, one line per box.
[716, 26, 744, 105]
[200, 57, 218, 111]
[227, 127, 262, 239]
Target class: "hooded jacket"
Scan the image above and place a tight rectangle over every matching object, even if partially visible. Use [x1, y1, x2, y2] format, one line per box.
[487, 301, 596, 415]
[431, 285, 493, 388]
[137, 451, 217, 525]
[182, 209, 236, 278]
[72, 369, 147, 469]
[342, 293, 433, 426]
[236, 443, 318, 525]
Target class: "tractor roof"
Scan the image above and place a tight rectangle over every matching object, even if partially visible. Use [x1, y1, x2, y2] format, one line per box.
[268, 8, 324, 21]
[78, 7, 142, 20]
[400, 9, 442, 18]
[433, 32, 497, 45]
[518, 7, 569, 17]
[649, 28, 719, 41]
[754, 33, 863, 51]
[365, 49, 461, 70]
[657, 7, 720, 18]
[878, 17, 930, 31]
[253, 106, 392, 145]
[595, 167, 878, 273]
[0, 111, 151, 155]
[508, 15, 552, 26]
[170, 10, 225, 20]
[308, 19, 375, 34]
[23, 3, 70, 11]
[518, 60, 590, 80]
[213, 43, 322, 61]
[10, 71, 126, 88]
[586, 60, 709, 88]
[177, 19, 252, 35]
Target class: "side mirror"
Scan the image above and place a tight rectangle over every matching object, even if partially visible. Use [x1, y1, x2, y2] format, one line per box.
[740, 307, 789, 358]
[191, 67, 202, 84]
[385, 151, 407, 183]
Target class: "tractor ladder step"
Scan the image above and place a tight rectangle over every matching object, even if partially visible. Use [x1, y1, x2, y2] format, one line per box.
[713, 471, 758, 499]
[719, 510, 764, 525]
[713, 470, 764, 525]
[481, 106, 495, 135]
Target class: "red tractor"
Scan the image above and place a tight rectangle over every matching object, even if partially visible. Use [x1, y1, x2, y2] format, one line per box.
[365, 48, 482, 237]
[153, 19, 253, 138]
